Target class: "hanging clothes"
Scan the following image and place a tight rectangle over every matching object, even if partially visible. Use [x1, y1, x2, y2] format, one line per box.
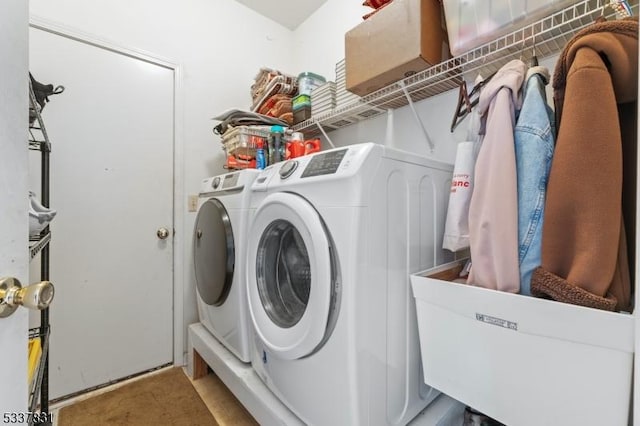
[513, 66, 555, 296]
[467, 59, 526, 293]
[531, 18, 638, 311]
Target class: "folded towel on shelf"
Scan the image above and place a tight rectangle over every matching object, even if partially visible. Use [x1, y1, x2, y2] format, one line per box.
[251, 67, 281, 102]
[279, 112, 293, 125]
[258, 93, 293, 124]
[251, 75, 298, 112]
[250, 67, 298, 113]
[212, 109, 288, 135]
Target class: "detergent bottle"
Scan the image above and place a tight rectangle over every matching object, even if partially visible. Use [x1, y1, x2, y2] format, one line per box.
[269, 125, 285, 163]
[256, 139, 266, 170]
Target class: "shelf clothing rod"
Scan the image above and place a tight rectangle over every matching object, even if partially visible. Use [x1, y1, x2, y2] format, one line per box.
[398, 81, 435, 152]
[316, 120, 336, 149]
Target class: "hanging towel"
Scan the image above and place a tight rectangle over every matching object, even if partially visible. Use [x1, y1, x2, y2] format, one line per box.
[467, 59, 526, 293]
[530, 18, 638, 311]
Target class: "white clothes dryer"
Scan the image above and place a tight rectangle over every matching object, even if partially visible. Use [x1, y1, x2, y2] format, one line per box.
[246, 143, 454, 425]
[194, 169, 259, 363]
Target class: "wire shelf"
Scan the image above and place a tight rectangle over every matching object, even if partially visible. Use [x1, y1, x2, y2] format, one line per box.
[28, 83, 51, 153]
[28, 325, 50, 425]
[293, 0, 637, 136]
[29, 232, 51, 261]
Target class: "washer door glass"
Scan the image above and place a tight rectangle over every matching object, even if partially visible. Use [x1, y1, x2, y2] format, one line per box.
[257, 219, 311, 328]
[193, 198, 234, 306]
[247, 192, 337, 360]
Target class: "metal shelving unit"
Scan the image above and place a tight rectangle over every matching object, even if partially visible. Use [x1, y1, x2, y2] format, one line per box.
[28, 326, 50, 417]
[293, 0, 638, 136]
[28, 80, 52, 426]
[29, 233, 51, 261]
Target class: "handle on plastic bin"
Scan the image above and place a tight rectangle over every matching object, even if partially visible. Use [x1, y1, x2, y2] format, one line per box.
[304, 139, 321, 155]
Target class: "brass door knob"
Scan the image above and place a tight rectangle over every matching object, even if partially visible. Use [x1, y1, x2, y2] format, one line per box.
[0, 277, 54, 318]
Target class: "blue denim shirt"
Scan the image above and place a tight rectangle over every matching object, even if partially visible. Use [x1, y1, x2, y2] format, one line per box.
[514, 67, 555, 295]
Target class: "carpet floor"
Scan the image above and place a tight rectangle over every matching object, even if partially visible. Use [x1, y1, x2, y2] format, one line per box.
[57, 367, 219, 426]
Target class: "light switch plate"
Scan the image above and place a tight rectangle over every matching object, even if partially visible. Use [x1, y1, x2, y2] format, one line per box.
[188, 195, 198, 212]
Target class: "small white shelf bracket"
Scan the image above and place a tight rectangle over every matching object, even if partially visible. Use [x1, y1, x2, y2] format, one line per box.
[315, 119, 336, 149]
[398, 80, 435, 153]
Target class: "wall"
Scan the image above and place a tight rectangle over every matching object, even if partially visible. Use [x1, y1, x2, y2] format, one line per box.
[27, 0, 561, 368]
[292, 0, 558, 164]
[292, 0, 462, 163]
[29, 0, 294, 361]
[0, 0, 29, 415]
[291, 0, 364, 81]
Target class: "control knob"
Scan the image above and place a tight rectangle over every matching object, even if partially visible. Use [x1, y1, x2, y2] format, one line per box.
[279, 161, 298, 179]
[212, 176, 221, 189]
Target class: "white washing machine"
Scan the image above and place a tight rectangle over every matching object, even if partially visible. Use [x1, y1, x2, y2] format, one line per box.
[246, 143, 454, 425]
[193, 169, 260, 363]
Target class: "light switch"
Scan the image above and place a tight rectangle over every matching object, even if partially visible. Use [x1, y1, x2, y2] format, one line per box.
[188, 195, 198, 212]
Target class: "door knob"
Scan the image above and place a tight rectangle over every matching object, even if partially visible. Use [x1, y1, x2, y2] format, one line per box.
[157, 227, 170, 240]
[0, 277, 55, 318]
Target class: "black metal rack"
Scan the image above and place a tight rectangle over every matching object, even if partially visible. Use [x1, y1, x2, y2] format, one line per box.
[28, 80, 52, 426]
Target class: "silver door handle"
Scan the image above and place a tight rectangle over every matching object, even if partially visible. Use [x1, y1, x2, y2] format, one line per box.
[157, 227, 170, 240]
[0, 277, 54, 318]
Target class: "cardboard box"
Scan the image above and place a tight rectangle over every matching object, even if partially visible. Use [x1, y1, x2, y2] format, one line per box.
[345, 0, 448, 97]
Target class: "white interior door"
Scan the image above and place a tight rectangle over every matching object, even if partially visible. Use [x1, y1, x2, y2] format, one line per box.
[0, 0, 29, 415]
[29, 27, 175, 399]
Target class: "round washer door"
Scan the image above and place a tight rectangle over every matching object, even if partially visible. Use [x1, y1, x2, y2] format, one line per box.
[247, 192, 333, 360]
[193, 198, 234, 306]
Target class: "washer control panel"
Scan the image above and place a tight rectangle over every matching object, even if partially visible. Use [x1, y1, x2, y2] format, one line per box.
[301, 149, 348, 178]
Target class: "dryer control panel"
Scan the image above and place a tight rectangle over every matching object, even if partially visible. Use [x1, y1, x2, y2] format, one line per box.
[200, 170, 259, 196]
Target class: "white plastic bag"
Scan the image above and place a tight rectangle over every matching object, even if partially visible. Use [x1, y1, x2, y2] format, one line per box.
[443, 84, 483, 252]
[443, 141, 481, 251]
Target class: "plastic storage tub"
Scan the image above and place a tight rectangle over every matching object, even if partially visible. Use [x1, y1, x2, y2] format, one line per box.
[442, 0, 577, 56]
[297, 72, 326, 96]
[220, 125, 270, 157]
[410, 258, 634, 426]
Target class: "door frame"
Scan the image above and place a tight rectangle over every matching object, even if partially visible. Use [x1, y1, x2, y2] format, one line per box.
[29, 15, 186, 366]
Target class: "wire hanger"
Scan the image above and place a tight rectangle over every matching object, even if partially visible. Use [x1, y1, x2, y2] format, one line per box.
[450, 80, 473, 133]
[519, 30, 539, 68]
[529, 33, 538, 68]
[450, 72, 496, 133]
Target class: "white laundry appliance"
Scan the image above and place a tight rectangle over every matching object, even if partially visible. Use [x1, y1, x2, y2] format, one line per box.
[246, 143, 454, 425]
[193, 169, 260, 363]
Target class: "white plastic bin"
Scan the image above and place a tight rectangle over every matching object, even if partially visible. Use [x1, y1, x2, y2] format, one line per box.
[442, 0, 577, 56]
[410, 259, 634, 426]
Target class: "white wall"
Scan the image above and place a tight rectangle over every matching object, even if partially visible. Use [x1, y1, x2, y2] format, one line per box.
[27, 0, 561, 368]
[293, 0, 462, 163]
[292, 1, 560, 163]
[29, 0, 295, 361]
[291, 0, 364, 80]
[0, 0, 29, 415]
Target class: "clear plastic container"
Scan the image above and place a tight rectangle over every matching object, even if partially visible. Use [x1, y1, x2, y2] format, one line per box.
[442, 0, 576, 56]
[297, 72, 326, 96]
